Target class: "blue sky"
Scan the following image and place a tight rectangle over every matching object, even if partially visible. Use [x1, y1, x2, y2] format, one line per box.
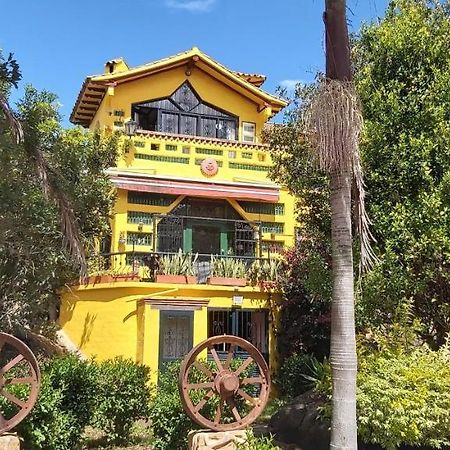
[1, 0, 388, 126]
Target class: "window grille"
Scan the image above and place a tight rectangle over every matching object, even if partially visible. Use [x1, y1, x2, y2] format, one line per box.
[127, 211, 153, 224]
[126, 232, 152, 246]
[128, 192, 177, 206]
[229, 162, 269, 172]
[261, 222, 284, 234]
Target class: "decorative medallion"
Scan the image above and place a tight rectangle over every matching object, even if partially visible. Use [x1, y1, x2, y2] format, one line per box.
[200, 158, 219, 177]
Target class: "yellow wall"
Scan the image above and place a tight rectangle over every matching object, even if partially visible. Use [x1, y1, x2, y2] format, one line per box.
[86, 58, 296, 257]
[91, 66, 269, 143]
[60, 282, 280, 384]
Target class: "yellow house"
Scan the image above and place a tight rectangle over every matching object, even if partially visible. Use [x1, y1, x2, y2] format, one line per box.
[60, 48, 293, 383]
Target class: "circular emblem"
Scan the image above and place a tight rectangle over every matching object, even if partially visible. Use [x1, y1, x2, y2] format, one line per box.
[200, 158, 219, 177]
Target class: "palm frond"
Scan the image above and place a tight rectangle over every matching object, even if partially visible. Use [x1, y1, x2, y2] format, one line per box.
[24, 142, 87, 275]
[0, 93, 24, 143]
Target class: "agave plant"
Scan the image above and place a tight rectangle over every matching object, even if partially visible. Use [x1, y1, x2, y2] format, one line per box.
[210, 255, 246, 279]
[158, 249, 198, 276]
[247, 258, 282, 284]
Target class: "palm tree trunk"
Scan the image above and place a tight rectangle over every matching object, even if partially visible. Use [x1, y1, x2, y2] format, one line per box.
[329, 171, 357, 450]
[324, 1, 358, 449]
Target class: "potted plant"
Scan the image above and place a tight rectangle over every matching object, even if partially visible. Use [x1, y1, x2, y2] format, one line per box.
[156, 250, 198, 284]
[207, 256, 247, 287]
[247, 258, 281, 289]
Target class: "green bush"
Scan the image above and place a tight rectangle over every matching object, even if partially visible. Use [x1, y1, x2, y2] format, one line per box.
[312, 342, 450, 450]
[90, 357, 151, 445]
[358, 345, 450, 450]
[43, 354, 97, 428]
[2, 356, 97, 450]
[237, 431, 281, 450]
[17, 376, 77, 450]
[148, 360, 195, 450]
[276, 353, 324, 399]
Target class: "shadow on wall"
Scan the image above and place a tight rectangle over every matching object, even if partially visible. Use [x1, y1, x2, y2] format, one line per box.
[79, 312, 97, 350]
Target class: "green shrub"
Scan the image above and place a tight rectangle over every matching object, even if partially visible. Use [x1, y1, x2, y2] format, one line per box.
[357, 345, 450, 450]
[17, 376, 77, 450]
[237, 430, 281, 450]
[90, 357, 151, 445]
[276, 353, 324, 399]
[312, 343, 450, 450]
[43, 354, 97, 428]
[0, 355, 97, 450]
[148, 361, 193, 450]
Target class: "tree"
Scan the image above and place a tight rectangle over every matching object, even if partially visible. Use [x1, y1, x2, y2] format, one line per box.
[0, 51, 119, 334]
[354, 0, 450, 347]
[319, 2, 360, 448]
[0, 51, 88, 274]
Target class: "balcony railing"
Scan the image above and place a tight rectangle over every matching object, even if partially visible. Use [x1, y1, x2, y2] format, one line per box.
[86, 251, 279, 285]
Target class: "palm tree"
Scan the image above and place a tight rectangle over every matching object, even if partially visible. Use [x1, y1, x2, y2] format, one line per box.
[0, 55, 86, 274]
[306, 1, 375, 449]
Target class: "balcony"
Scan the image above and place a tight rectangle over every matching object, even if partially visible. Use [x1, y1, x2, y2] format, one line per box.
[86, 215, 282, 287]
[86, 251, 280, 288]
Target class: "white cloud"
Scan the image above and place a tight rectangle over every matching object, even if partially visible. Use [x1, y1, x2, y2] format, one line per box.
[279, 79, 303, 90]
[165, 0, 217, 12]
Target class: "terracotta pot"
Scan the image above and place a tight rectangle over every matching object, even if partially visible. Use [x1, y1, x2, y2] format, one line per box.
[207, 277, 247, 287]
[156, 274, 197, 284]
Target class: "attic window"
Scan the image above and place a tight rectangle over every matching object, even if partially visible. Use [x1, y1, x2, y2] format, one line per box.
[131, 81, 238, 140]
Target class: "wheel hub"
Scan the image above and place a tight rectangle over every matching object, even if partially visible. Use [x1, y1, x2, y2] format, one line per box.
[214, 370, 240, 398]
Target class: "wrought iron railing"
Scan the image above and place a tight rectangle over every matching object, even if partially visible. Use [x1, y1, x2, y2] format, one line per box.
[86, 251, 274, 284]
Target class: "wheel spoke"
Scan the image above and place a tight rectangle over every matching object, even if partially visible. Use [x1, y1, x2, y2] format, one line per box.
[237, 388, 258, 406]
[0, 338, 6, 354]
[5, 377, 34, 385]
[233, 356, 254, 377]
[241, 376, 264, 385]
[214, 398, 224, 425]
[1, 389, 25, 408]
[193, 360, 213, 380]
[194, 389, 215, 413]
[186, 382, 214, 390]
[223, 345, 235, 370]
[226, 397, 241, 422]
[0, 354, 24, 375]
[210, 347, 223, 372]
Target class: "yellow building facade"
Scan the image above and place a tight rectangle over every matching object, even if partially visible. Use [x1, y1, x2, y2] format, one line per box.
[60, 48, 293, 383]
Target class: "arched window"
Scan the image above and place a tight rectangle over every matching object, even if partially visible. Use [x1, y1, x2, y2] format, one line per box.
[132, 81, 238, 140]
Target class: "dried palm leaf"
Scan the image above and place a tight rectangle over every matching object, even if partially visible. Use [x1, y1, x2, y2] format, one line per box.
[0, 93, 24, 143]
[23, 141, 87, 275]
[304, 79, 378, 272]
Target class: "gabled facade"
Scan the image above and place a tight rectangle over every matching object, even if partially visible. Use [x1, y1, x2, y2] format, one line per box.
[60, 48, 293, 383]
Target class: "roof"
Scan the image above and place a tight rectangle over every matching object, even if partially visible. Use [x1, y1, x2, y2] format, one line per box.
[71, 47, 287, 127]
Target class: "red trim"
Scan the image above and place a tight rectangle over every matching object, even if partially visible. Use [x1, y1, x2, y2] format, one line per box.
[110, 176, 279, 202]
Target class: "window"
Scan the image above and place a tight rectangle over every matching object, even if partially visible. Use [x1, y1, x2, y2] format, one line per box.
[131, 81, 238, 140]
[242, 122, 256, 143]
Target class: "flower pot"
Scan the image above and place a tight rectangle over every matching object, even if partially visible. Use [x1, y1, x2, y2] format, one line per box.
[207, 277, 247, 287]
[156, 274, 197, 284]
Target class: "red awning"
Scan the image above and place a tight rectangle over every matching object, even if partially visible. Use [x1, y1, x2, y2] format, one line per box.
[110, 175, 279, 202]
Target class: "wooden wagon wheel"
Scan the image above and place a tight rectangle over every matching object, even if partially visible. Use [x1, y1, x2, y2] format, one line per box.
[179, 335, 270, 431]
[0, 333, 41, 433]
